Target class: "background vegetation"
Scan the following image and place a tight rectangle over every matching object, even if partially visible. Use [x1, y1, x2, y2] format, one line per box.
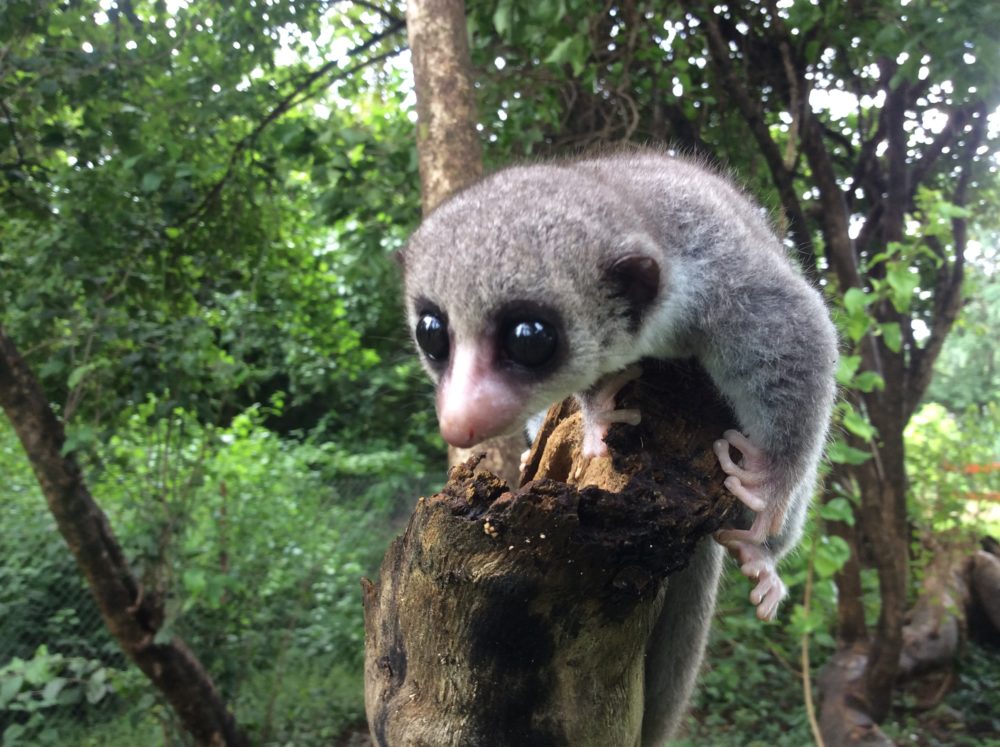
[1, 1, 998, 745]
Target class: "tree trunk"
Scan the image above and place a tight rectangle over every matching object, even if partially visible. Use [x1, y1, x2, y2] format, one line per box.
[858, 400, 910, 720]
[826, 465, 867, 644]
[363, 361, 741, 745]
[407, 0, 482, 214]
[406, 0, 523, 486]
[0, 327, 248, 747]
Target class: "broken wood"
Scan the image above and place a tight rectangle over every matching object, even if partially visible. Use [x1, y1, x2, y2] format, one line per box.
[969, 546, 1000, 643]
[818, 534, 1000, 746]
[363, 360, 741, 746]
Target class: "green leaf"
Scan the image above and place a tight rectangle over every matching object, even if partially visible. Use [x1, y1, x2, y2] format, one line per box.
[789, 600, 826, 634]
[836, 355, 861, 386]
[85, 676, 108, 705]
[41, 677, 66, 705]
[4, 723, 26, 743]
[58, 687, 83, 706]
[840, 288, 873, 341]
[183, 568, 206, 596]
[814, 535, 851, 577]
[545, 36, 577, 66]
[67, 362, 96, 390]
[842, 287, 869, 316]
[879, 322, 902, 353]
[853, 371, 885, 392]
[827, 440, 872, 465]
[61, 425, 97, 456]
[23, 651, 51, 687]
[492, 1, 514, 38]
[819, 497, 855, 525]
[842, 407, 876, 441]
[140, 171, 164, 192]
[845, 312, 872, 342]
[886, 261, 919, 313]
[0, 675, 23, 708]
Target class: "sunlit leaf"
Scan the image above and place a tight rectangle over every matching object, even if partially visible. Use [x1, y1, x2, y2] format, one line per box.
[827, 440, 872, 465]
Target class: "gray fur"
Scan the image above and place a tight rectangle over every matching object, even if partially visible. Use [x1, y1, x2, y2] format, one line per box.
[401, 149, 838, 744]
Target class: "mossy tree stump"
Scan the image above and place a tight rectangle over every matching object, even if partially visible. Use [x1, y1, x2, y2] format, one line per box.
[363, 361, 741, 746]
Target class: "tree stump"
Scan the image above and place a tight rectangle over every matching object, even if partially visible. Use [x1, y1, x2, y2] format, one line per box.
[363, 361, 741, 746]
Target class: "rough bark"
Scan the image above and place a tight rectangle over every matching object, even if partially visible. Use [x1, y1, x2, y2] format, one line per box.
[407, 0, 482, 214]
[826, 466, 867, 644]
[363, 361, 741, 746]
[857, 430, 909, 720]
[0, 327, 247, 747]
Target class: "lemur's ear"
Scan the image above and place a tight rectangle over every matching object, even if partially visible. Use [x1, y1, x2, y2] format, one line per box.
[604, 252, 661, 312]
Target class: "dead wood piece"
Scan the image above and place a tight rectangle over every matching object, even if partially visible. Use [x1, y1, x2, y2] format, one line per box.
[363, 360, 741, 746]
[816, 645, 894, 747]
[898, 548, 971, 679]
[970, 550, 1000, 636]
[981, 535, 999, 557]
[821, 538, 994, 745]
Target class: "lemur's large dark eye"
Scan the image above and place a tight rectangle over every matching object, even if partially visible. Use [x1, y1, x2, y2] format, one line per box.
[503, 320, 557, 368]
[416, 313, 449, 362]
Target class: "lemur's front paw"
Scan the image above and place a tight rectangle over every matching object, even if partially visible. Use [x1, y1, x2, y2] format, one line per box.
[578, 365, 643, 458]
[519, 448, 531, 474]
[581, 408, 642, 458]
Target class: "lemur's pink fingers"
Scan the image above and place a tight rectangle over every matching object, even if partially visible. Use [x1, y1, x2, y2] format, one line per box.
[579, 364, 644, 458]
[721, 475, 768, 513]
[581, 408, 641, 458]
[714, 430, 787, 529]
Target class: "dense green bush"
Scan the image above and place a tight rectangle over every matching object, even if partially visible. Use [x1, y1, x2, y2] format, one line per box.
[0, 401, 439, 745]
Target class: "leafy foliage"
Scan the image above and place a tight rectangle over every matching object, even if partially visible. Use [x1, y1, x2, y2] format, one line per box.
[1, 0, 426, 451]
[927, 263, 1000, 413]
[1, 398, 430, 744]
[0, 646, 117, 746]
[907, 402, 1000, 535]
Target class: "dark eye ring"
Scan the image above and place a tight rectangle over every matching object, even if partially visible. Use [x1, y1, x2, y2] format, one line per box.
[502, 320, 558, 368]
[415, 312, 449, 362]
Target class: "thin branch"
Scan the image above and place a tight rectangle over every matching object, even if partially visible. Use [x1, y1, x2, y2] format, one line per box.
[800, 106, 864, 289]
[344, 0, 405, 26]
[185, 20, 405, 222]
[879, 61, 908, 245]
[0, 98, 27, 166]
[687, 3, 818, 280]
[905, 108, 987, 418]
[802, 536, 825, 747]
[908, 105, 973, 198]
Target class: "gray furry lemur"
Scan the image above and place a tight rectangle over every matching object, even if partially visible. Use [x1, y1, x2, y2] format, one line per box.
[398, 149, 838, 744]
